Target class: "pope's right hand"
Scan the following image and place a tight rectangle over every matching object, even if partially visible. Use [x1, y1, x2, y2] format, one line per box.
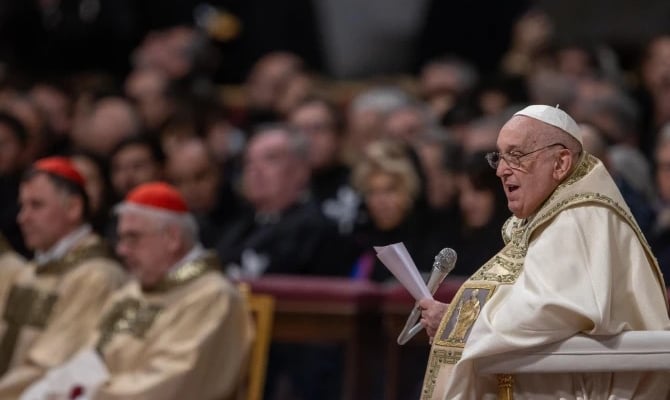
[418, 298, 449, 338]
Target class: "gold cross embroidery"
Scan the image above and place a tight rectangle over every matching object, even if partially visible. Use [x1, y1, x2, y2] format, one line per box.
[0, 286, 58, 375]
[96, 298, 161, 353]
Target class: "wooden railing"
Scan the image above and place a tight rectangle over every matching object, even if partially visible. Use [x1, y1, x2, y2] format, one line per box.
[241, 274, 463, 400]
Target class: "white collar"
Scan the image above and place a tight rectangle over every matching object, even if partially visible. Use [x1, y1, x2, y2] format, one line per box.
[35, 224, 92, 266]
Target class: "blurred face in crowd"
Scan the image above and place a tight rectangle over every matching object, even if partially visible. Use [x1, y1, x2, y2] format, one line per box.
[111, 144, 162, 197]
[74, 98, 138, 156]
[416, 142, 458, 209]
[384, 107, 425, 143]
[556, 46, 596, 80]
[18, 174, 83, 251]
[205, 119, 245, 164]
[0, 122, 24, 175]
[116, 211, 176, 288]
[459, 175, 495, 228]
[242, 129, 309, 213]
[656, 141, 670, 202]
[276, 73, 314, 117]
[247, 52, 302, 111]
[133, 26, 197, 80]
[125, 68, 174, 131]
[420, 63, 462, 117]
[160, 120, 199, 158]
[478, 88, 510, 116]
[364, 171, 412, 231]
[462, 119, 500, 155]
[495, 117, 568, 219]
[345, 108, 385, 154]
[289, 101, 339, 171]
[30, 83, 72, 137]
[167, 139, 220, 213]
[1, 96, 45, 163]
[642, 35, 670, 93]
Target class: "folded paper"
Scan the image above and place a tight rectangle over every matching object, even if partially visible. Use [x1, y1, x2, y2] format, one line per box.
[374, 242, 431, 301]
[21, 349, 109, 400]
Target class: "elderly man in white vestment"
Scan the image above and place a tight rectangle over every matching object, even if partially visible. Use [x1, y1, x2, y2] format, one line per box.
[23, 181, 254, 400]
[0, 157, 127, 397]
[418, 105, 670, 399]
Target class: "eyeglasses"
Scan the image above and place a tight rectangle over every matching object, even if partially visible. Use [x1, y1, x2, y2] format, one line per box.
[485, 143, 567, 169]
[116, 228, 163, 248]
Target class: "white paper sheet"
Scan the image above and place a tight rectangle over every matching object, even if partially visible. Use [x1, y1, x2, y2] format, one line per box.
[374, 242, 431, 301]
[21, 348, 109, 400]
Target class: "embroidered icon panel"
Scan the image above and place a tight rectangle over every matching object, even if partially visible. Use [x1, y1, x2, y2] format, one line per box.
[435, 283, 496, 348]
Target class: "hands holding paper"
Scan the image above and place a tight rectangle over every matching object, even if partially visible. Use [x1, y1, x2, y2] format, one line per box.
[375, 243, 455, 342]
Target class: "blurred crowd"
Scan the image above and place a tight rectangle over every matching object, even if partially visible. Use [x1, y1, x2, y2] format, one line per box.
[2, 8, 670, 280]
[0, 2, 670, 399]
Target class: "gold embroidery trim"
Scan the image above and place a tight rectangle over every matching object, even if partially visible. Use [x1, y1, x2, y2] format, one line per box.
[36, 239, 111, 276]
[497, 374, 514, 400]
[147, 252, 219, 292]
[4, 286, 58, 327]
[470, 232, 527, 284]
[421, 348, 462, 400]
[0, 286, 58, 374]
[421, 243, 525, 399]
[96, 298, 162, 353]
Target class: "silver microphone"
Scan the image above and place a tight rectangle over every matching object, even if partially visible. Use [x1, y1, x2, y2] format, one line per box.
[397, 248, 457, 345]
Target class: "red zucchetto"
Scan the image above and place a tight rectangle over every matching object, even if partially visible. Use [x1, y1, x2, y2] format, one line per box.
[33, 156, 86, 188]
[123, 182, 188, 213]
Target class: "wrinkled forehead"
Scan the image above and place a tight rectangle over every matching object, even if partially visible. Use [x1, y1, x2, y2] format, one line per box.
[496, 116, 547, 150]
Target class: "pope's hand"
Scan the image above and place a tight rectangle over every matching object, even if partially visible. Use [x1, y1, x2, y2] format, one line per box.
[418, 298, 449, 338]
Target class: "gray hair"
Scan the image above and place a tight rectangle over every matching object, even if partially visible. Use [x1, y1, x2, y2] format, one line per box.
[252, 123, 309, 161]
[114, 203, 199, 246]
[352, 140, 420, 200]
[350, 86, 412, 115]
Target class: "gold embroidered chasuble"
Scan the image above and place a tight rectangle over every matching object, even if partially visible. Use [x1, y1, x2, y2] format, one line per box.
[0, 236, 26, 323]
[0, 233, 126, 397]
[90, 252, 253, 400]
[422, 154, 670, 400]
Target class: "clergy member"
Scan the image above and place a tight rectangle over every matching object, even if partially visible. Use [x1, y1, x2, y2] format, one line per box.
[0, 156, 127, 396]
[26, 182, 254, 400]
[418, 105, 670, 399]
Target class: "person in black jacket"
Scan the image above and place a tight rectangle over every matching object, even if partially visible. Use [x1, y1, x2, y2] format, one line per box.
[216, 123, 349, 278]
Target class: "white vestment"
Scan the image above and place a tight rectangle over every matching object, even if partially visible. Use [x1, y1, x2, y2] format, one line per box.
[23, 251, 253, 400]
[422, 153, 670, 400]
